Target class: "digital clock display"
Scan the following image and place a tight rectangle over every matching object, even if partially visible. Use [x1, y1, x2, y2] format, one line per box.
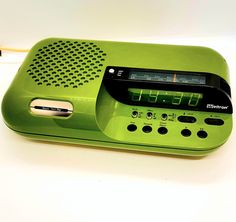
[129, 71, 206, 85]
[128, 88, 203, 107]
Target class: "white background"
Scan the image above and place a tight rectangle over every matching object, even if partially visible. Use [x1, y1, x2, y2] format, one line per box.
[1, 0, 236, 47]
[0, 1, 236, 222]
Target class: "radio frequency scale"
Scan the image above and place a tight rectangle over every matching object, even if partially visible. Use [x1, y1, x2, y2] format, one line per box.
[1, 38, 233, 156]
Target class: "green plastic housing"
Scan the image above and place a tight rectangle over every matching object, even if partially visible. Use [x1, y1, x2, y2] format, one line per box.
[1, 38, 233, 156]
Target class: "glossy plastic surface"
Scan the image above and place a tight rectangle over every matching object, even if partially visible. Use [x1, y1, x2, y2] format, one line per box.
[1, 38, 233, 156]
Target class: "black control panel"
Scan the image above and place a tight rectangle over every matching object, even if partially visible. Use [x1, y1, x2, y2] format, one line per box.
[103, 66, 232, 114]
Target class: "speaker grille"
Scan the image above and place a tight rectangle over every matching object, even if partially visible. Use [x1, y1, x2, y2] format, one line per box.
[27, 40, 107, 88]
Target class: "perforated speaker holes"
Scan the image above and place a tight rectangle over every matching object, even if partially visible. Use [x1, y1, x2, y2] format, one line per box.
[27, 40, 107, 88]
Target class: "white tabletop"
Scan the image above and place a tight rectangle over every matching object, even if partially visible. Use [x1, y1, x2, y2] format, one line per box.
[0, 37, 236, 222]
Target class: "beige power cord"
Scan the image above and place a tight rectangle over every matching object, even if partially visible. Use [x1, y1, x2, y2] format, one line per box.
[0, 47, 29, 64]
[0, 47, 29, 53]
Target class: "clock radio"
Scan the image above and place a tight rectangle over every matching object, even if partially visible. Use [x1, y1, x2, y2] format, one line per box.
[1, 38, 233, 156]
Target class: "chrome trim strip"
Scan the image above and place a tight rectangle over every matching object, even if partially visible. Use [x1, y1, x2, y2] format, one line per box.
[30, 99, 73, 117]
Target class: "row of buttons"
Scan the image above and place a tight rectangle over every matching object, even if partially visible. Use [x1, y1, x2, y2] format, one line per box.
[181, 129, 208, 138]
[131, 111, 224, 125]
[127, 124, 208, 138]
[132, 111, 168, 120]
[127, 124, 168, 135]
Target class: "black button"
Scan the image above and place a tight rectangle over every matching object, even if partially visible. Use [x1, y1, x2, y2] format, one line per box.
[204, 118, 224, 126]
[161, 113, 168, 120]
[142, 125, 152, 133]
[197, 130, 208, 139]
[127, 124, 137, 132]
[146, 112, 153, 119]
[158, 127, 168, 135]
[131, 111, 138, 118]
[181, 129, 191, 137]
[178, 116, 196, 123]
